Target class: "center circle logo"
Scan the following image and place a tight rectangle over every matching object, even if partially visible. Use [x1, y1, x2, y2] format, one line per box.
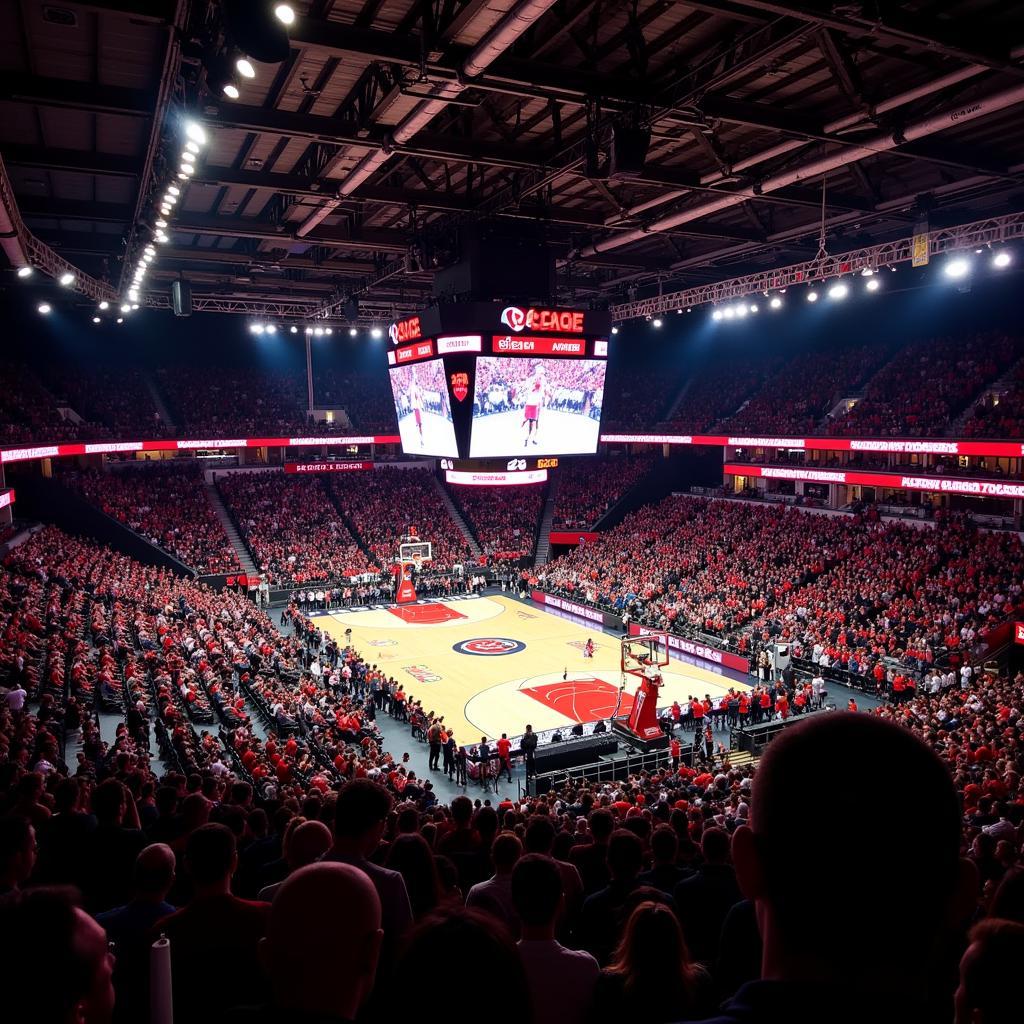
[453, 637, 526, 656]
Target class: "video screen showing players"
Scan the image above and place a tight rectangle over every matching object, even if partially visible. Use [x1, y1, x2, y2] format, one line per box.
[469, 356, 605, 457]
[389, 358, 459, 457]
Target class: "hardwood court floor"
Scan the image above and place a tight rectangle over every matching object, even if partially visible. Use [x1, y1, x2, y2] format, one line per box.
[315, 595, 748, 745]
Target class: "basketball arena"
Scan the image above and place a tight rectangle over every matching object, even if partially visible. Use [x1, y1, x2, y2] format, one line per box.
[1, 2, 1023, 1023]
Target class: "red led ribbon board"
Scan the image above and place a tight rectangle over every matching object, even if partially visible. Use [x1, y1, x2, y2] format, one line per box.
[724, 463, 1024, 499]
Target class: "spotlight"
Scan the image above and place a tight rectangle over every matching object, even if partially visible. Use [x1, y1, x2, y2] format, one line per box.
[314, 327, 324, 336]
[163, 194, 177, 205]
[371, 327, 383, 339]
[131, 303, 139, 310]
[806, 290, 818, 302]
[223, 83, 240, 100]
[676, 308, 683, 314]
[16, 266, 33, 278]
[712, 309, 723, 321]
[723, 307, 735, 320]
[749, 304, 758, 314]
[236, 58, 256, 79]
[349, 327, 358, 337]
[250, 323, 265, 335]
[305, 327, 313, 335]
[265, 324, 276, 334]
[177, 172, 188, 180]
[770, 296, 782, 309]
[156, 218, 168, 228]
[274, 3, 295, 24]
[652, 318, 663, 328]
[993, 251, 1012, 269]
[944, 257, 970, 279]
[184, 120, 207, 145]
[861, 267, 874, 276]
[735, 304, 748, 318]
[156, 234, 169, 244]
[167, 186, 180, 197]
[160, 205, 171, 216]
[289, 325, 298, 334]
[99, 301, 109, 310]
[37, 303, 52, 314]
[116, 317, 124, 324]
[59, 272, 75, 287]
[827, 282, 849, 300]
[92, 316, 101, 324]
[180, 164, 195, 176]
[120, 304, 131, 313]
[181, 150, 196, 164]
[142, 253, 153, 263]
[128, 290, 139, 302]
[866, 278, 880, 292]
[185, 141, 200, 155]
[611, 326, 619, 335]
[325, 327, 332, 335]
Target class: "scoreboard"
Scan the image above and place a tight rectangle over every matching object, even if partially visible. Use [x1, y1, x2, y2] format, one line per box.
[385, 302, 611, 462]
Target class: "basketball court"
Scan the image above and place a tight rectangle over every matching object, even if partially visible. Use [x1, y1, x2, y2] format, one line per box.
[314, 594, 748, 744]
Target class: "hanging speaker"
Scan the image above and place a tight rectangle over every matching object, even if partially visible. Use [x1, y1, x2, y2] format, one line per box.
[171, 280, 192, 317]
[609, 125, 651, 179]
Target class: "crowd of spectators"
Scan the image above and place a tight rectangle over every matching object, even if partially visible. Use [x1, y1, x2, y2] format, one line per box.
[600, 369, 680, 432]
[720, 343, 895, 435]
[217, 472, 376, 584]
[827, 331, 1023, 437]
[0, 361, 105, 445]
[536, 496, 1024, 680]
[62, 465, 239, 574]
[328, 467, 471, 570]
[553, 455, 655, 529]
[962, 367, 1024, 438]
[45, 369, 170, 440]
[315, 369, 398, 433]
[450, 483, 545, 559]
[1, 519, 1024, 1023]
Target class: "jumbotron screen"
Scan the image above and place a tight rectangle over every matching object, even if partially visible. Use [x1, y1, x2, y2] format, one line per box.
[385, 303, 611, 460]
[388, 358, 458, 458]
[469, 355, 605, 457]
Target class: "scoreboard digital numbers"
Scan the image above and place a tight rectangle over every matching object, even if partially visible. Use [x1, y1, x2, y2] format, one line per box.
[386, 303, 610, 461]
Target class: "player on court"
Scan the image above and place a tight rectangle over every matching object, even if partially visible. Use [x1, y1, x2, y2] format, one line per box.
[584, 638, 594, 658]
[521, 365, 545, 447]
[408, 374, 425, 447]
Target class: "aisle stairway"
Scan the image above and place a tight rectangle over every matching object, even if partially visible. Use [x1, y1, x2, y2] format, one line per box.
[432, 476, 482, 558]
[946, 354, 1024, 436]
[205, 481, 259, 577]
[533, 476, 559, 567]
[144, 372, 177, 432]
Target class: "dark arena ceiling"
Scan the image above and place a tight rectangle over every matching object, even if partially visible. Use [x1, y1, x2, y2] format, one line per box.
[2, 0, 1024, 319]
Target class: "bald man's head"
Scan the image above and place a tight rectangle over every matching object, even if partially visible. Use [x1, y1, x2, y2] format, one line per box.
[284, 820, 333, 870]
[260, 863, 382, 1019]
[134, 843, 175, 898]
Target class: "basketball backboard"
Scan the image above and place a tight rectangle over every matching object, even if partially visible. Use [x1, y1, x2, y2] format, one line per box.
[621, 630, 670, 676]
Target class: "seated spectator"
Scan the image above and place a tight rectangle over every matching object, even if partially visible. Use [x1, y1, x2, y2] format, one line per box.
[594, 900, 712, 1023]
[708, 714, 976, 1024]
[0, 815, 36, 896]
[240, 862, 382, 1023]
[513, 853, 599, 1024]
[81, 779, 147, 913]
[97, 844, 177, 1024]
[0, 887, 116, 1024]
[955, 918, 1024, 1024]
[673, 826, 741, 966]
[256, 820, 332, 902]
[156, 823, 271, 1022]
[383, 832, 442, 921]
[466, 832, 524, 937]
[389, 908, 530, 1024]
[322, 779, 413, 969]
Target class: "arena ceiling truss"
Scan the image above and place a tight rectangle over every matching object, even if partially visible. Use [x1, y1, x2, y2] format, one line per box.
[1, 0, 1024, 318]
